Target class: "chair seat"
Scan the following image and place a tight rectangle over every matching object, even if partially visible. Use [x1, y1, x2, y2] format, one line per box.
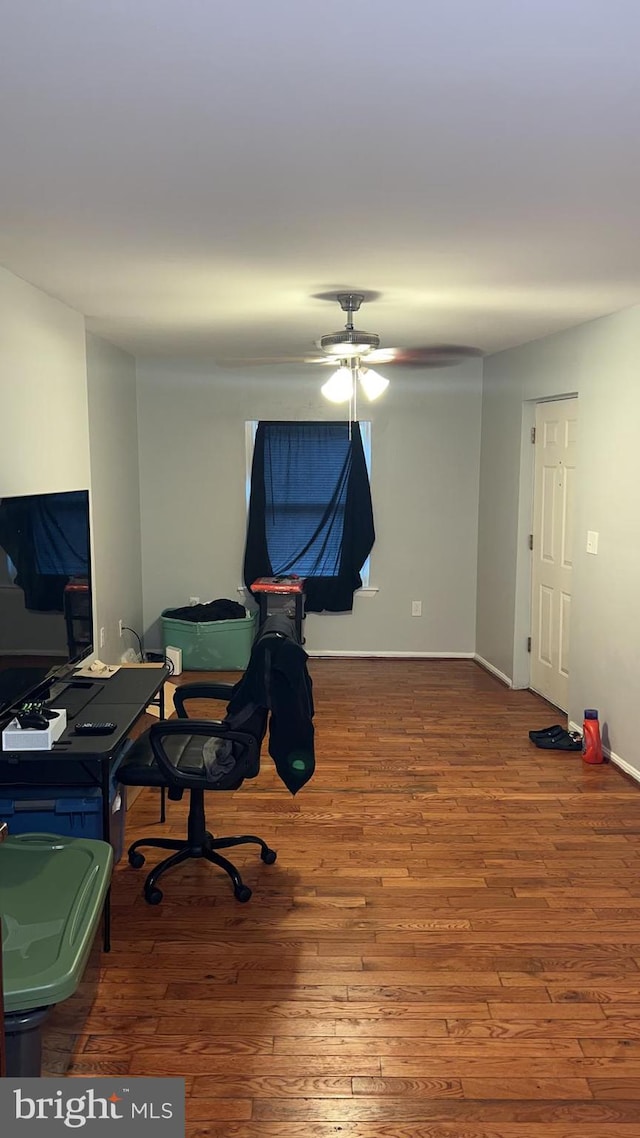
[118, 730, 245, 791]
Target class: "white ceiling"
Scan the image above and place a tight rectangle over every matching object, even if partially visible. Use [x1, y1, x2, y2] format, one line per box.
[2, 1, 640, 368]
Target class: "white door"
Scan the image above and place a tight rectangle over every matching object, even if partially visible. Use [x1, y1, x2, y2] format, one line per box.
[530, 397, 578, 711]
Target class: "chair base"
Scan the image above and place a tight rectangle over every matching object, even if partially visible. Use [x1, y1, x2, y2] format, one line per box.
[127, 830, 277, 904]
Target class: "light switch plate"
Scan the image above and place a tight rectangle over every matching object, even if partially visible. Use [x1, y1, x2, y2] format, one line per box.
[586, 530, 599, 555]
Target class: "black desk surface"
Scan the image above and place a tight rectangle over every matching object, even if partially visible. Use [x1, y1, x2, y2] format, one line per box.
[39, 705, 156, 760]
[0, 665, 169, 761]
[88, 666, 169, 708]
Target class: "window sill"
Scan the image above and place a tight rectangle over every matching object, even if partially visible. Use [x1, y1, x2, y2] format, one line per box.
[237, 584, 378, 597]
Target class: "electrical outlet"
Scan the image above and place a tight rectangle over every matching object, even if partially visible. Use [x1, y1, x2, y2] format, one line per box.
[411, 600, 422, 617]
[118, 619, 123, 638]
[189, 596, 200, 605]
[99, 626, 105, 648]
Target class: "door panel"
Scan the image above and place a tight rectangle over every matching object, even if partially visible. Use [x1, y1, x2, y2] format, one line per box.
[561, 465, 575, 568]
[538, 585, 553, 667]
[559, 592, 571, 678]
[541, 464, 556, 560]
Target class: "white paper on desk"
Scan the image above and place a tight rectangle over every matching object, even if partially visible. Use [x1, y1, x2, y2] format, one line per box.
[146, 681, 178, 718]
[74, 661, 120, 679]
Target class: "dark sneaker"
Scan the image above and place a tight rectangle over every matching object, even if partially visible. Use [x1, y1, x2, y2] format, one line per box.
[528, 724, 564, 742]
[532, 730, 582, 751]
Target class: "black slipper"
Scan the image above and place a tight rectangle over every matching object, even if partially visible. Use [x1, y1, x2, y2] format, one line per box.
[532, 730, 582, 751]
[528, 724, 564, 742]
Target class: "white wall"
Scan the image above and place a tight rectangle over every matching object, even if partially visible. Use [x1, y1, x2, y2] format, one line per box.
[477, 303, 640, 776]
[0, 265, 90, 495]
[0, 265, 143, 669]
[136, 358, 483, 655]
[86, 333, 143, 663]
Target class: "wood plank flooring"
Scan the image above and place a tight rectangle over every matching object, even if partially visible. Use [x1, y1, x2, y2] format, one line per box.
[44, 659, 640, 1136]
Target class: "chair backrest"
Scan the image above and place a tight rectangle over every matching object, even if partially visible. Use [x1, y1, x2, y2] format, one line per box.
[222, 614, 315, 795]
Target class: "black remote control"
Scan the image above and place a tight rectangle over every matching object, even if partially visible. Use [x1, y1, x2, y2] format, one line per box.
[74, 722, 117, 735]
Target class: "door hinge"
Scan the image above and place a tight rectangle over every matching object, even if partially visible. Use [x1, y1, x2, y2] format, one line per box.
[527, 636, 532, 653]
[531, 426, 536, 443]
[528, 533, 534, 550]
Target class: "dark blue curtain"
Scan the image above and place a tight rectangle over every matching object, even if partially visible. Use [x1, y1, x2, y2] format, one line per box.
[243, 422, 375, 613]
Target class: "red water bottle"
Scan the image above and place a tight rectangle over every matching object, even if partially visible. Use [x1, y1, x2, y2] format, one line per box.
[582, 709, 603, 764]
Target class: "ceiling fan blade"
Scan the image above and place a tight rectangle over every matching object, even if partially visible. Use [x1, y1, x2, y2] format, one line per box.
[374, 345, 483, 368]
[216, 354, 332, 368]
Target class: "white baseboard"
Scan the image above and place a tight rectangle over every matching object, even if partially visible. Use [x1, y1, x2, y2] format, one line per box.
[608, 752, 640, 784]
[569, 719, 640, 785]
[473, 654, 513, 688]
[306, 650, 476, 659]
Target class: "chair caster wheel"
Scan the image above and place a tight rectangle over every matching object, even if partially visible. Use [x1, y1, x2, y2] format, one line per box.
[129, 851, 145, 869]
[234, 884, 252, 903]
[144, 886, 163, 905]
[261, 848, 277, 865]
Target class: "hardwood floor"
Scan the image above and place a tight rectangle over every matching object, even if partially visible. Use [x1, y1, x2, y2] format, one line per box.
[44, 659, 640, 1136]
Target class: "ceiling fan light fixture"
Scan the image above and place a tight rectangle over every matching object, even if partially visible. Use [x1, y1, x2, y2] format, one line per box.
[319, 329, 380, 357]
[358, 366, 390, 401]
[318, 294, 390, 412]
[321, 366, 353, 403]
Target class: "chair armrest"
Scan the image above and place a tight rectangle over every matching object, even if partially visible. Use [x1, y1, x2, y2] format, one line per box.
[173, 682, 236, 718]
[148, 719, 258, 788]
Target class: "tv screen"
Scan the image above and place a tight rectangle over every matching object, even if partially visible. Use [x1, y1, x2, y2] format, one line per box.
[0, 488, 93, 716]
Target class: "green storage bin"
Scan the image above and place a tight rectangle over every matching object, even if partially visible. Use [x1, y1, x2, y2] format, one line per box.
[1, 833, 113, 1014]
[161, 609, 258, 670]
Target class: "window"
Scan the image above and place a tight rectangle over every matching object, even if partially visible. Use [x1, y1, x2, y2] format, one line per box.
[244, 421, 375, 613]
[246, 421, 372, 583]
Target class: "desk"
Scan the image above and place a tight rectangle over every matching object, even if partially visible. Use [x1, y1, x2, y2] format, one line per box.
[0, 665, 169, 952]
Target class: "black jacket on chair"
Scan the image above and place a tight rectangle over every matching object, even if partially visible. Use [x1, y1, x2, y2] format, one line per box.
[223, 614, 315, 795]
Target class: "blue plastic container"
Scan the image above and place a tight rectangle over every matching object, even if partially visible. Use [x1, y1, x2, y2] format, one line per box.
[0, 783, 126, 863]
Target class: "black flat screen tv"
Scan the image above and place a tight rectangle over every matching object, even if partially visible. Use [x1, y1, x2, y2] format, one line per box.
[0, 488, 93, 716]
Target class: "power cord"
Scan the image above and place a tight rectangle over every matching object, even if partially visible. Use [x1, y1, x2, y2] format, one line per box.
[121, 625, 174, 675]
[121, 625, 144, 662]
[145, 650, 175, 675]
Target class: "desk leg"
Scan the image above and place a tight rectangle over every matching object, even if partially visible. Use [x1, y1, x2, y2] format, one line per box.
[159, 684, 166, 823]
[102, 758, 112, 953]
[103, 889, 111, 953]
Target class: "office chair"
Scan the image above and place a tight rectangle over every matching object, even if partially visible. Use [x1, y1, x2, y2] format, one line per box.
[118, 614, 314, 905]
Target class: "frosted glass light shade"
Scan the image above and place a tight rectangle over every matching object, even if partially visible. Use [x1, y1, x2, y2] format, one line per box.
[359, 367, 390, 400]
[321, 366, 353, 403]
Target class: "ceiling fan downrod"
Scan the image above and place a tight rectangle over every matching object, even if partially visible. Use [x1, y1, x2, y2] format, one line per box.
[337, 293, 364, 320]
[319, 293, 379, 357]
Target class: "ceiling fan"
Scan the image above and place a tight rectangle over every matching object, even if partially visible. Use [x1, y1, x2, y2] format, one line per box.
[221, 292, 482, 405]
[313, 293, 483, 403]
[314, 292, 480, 366]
